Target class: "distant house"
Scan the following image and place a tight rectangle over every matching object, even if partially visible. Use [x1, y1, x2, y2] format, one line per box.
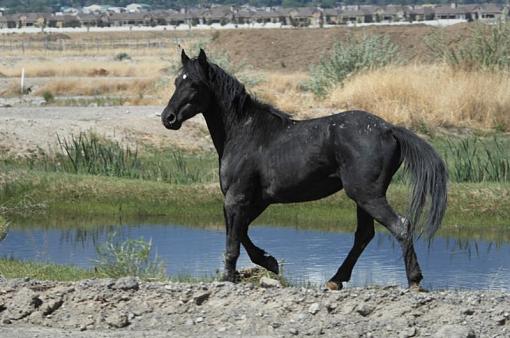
[408, 6, 435, 22]
[433, 4, 477, 20]
[48, 14, 81, 28]
[126, 3, 152, 13]
[338, 6, 374, 24]
[201, 5, 235, 25]
[107, 7, 126, 14]
[476, 3, 506, 20]
[287, 7, 322, 27]
[0, 15, 16, 28]
[16, 13, 49, 28]
[77, 14, 98, 28]
[323, 8, 340, 25]
[83, 4, 109, 14]
[61, 6, 79, 15]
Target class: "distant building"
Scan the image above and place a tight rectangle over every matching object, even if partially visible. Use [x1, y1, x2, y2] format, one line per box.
[0, 3, 508, 31]
[126, 3, 152, 13]
[82, 4, 109, 14]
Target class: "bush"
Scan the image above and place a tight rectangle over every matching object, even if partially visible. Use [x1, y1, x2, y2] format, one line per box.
[114, 52, 131, 61]
[93, 233, 166, 280]
[42, 90, 54, 103]
[426, 21, 510, 71]
[0, 215, 9, 241]
[307, 34, 401, 97]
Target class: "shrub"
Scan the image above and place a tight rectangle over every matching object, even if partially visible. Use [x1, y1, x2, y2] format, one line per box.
[307, 34, 401, 97]
[93, 233, 166, 280]
[114, 52, 131, 61]
[426, 21, 510, 71]
[0, 215, 9, 241]
[42, 90, 54, 103]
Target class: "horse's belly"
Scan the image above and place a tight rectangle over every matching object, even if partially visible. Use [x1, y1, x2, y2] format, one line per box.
[263, 174, 343, 203]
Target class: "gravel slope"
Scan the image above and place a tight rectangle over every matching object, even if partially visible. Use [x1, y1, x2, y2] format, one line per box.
[0, 277, 508, 338]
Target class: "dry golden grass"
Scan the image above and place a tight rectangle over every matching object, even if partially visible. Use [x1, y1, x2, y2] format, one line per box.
[34, 78, 157, 96]
[0, 80, 22, 97]
[326, 64, 510, 130]
[251, 72, 318, 117]
[0, 59, 171, 78]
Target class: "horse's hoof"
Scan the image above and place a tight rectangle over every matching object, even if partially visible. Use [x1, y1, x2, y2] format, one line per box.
[409, 282, 428, 292]
[221, 271, 240, 283]
[265, 255, 279, 275]
[325, 281, 343, 290]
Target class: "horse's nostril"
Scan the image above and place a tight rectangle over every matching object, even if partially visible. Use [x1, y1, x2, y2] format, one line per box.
[168, 113, 177, 124]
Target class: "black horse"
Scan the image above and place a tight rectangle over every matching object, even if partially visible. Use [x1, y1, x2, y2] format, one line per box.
[162, 49, 447, 290]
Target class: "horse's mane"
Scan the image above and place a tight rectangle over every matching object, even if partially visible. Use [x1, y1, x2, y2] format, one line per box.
[185, 58, 292, 123]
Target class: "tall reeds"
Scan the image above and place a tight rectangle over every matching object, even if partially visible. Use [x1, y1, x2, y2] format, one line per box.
[30, 132, 213, 184]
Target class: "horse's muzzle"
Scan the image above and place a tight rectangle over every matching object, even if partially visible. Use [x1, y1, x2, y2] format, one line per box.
[162, 110, 181, 130]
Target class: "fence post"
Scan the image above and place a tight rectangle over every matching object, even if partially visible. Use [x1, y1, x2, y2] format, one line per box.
[20, 68, 25, 95]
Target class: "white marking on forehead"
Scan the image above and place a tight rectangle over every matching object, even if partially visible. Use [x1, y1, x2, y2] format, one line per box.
[182, 74, 187, 80]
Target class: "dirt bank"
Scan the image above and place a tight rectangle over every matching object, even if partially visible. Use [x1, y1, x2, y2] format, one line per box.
[0, 277, 508, 337]
[0, 24, 472, 72]
[0, 106, 213, 156]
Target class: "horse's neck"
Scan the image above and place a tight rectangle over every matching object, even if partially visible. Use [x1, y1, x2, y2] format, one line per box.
[203, 107, 227, 158]
[203, 97, 284, 158]
[202, 102, 253, 158]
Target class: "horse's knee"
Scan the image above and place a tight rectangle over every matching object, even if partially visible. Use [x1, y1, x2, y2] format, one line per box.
[394, 216, 413, 242]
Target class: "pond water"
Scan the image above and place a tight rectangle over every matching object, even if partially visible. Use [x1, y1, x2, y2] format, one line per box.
[1, 223, 509, 291]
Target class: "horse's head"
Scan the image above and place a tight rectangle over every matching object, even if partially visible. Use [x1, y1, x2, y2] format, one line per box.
[162, 49, 213, 130]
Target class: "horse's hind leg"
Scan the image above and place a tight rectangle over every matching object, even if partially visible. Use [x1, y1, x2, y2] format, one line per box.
[326, 206, 374, 290]
[357, 196, 423, 288]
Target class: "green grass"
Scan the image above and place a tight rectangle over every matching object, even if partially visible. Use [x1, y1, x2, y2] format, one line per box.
[1, 169, 509, 234]
[0, 257, 220, 282]
[0, 257, 97, 281]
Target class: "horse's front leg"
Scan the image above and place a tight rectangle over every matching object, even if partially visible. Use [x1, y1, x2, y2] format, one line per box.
[222, 192, 271, 282]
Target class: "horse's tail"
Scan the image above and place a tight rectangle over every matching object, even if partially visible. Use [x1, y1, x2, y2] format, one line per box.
[392, 126, 448, 238]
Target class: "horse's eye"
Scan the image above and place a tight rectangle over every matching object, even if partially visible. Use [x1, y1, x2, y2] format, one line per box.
[182, 74, 187, 80]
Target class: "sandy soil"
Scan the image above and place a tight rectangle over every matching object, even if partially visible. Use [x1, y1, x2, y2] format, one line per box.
[0, 106, 213, 157]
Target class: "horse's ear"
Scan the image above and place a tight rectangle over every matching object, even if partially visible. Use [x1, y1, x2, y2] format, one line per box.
[181, 49, 190, 65]
[198, 48, 208, 69]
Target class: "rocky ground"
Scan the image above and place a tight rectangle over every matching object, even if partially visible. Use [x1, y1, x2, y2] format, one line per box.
[0, 276, 508, 338]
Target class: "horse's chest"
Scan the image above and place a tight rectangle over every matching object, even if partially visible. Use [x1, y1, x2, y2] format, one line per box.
[219, 154, 253, 194]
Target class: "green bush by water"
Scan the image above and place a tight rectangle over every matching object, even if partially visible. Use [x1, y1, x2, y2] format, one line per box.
[93, 233, 166, 280]
[307, 34, 401, 96]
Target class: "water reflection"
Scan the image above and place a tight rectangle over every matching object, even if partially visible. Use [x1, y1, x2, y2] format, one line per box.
[1, 223, 509, 291]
